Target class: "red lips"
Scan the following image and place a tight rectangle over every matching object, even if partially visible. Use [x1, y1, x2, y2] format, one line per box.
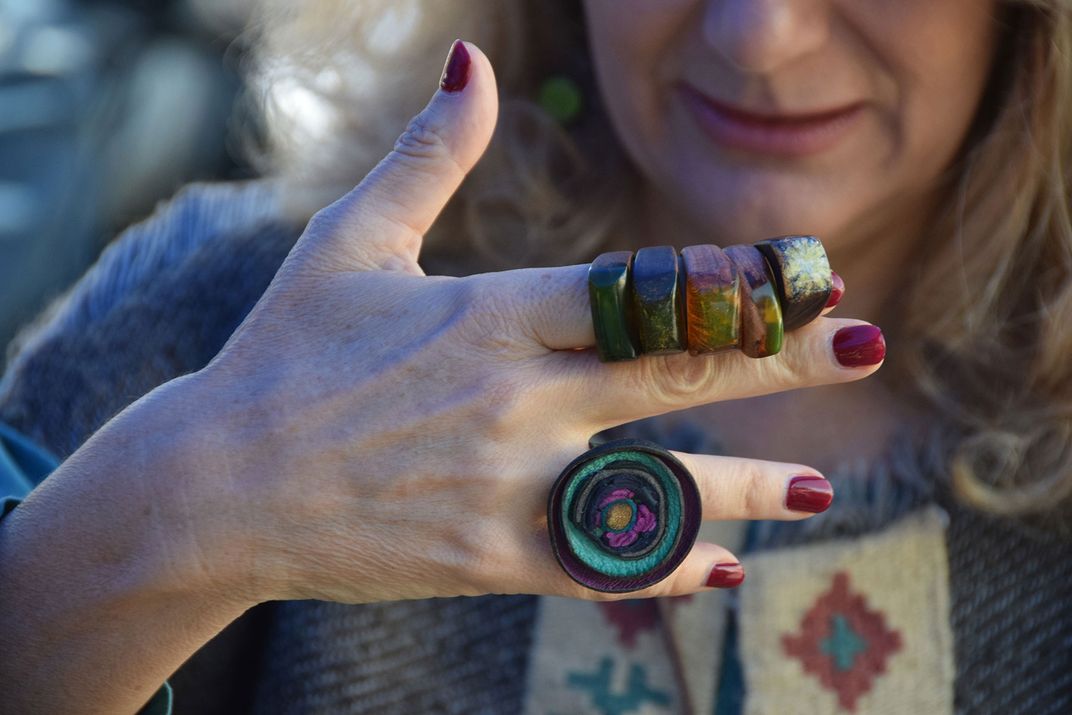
[678, 82, 864, 157]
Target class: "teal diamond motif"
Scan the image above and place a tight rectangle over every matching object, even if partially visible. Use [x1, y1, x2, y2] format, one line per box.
[821, 614, 868, 672]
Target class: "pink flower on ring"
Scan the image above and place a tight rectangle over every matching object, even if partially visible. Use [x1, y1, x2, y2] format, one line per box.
[598, 487, 657, 548]
[599, 488, 635, 508]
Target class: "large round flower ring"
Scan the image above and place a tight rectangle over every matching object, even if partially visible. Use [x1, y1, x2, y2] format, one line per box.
[547, 438, 702, 593]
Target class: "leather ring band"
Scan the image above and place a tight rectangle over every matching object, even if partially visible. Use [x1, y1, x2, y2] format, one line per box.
[547, 437, 702, 593]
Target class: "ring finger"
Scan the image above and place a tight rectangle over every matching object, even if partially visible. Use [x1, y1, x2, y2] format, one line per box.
[490, 449, 833, 599]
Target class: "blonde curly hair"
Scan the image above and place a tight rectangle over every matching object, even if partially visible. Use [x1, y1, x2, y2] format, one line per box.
[241, 0, 1072, 525]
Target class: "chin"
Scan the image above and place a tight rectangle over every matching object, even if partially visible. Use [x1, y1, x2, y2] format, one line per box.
[689, 195, 841, 246]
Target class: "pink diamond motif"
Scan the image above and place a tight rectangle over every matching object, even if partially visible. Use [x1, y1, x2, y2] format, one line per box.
[781, 571, 903, 711]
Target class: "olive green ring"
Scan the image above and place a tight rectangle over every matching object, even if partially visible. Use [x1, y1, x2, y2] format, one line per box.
[588, 250, 639, 362]
[631, 246, 687, 355]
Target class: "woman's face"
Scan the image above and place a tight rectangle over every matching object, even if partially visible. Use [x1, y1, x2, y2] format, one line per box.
[581, 0, 1002, 250]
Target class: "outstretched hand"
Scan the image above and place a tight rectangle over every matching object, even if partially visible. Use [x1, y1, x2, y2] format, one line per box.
[180, 40, 883, 606]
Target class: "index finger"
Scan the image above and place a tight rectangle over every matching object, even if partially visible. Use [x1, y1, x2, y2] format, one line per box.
[477, 257, 877, 428]
[546, 316, 882, 428]
[493, 261, 843, 352]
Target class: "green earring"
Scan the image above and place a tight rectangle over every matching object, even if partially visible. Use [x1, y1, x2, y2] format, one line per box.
[538, 75, 583, 124]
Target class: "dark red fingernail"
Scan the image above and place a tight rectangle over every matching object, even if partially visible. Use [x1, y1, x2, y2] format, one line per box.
[826, 271, 844, 308]
[786, 475, 834, 513]
[440, 39, 471, 93]
[833, 324, 886, 367]
[705, 562, 745, 588]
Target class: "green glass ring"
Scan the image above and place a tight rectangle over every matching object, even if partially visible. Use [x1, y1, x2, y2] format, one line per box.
[631, 246, 686, 355]
[588, 250, 639, 362]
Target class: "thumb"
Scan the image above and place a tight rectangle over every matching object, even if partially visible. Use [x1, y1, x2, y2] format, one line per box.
[301, 39, 498, 274]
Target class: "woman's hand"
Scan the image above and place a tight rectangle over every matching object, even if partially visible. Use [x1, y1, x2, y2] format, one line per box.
[175, 40, 883, 606]
[0, 38, 882, 715]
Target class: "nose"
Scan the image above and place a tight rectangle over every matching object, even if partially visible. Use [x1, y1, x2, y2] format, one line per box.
[702, 0, 831, 74]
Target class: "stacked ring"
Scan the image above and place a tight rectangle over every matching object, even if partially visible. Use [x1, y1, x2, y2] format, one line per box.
[632, 246, 687, 355]
[723, 244, 784, 358]
[588, 251, 638, 362]
[753, 235, 833, 331]
[587, 235, 832, 361]
[680, 244, 740, 355]
[547, 438, 702, 593]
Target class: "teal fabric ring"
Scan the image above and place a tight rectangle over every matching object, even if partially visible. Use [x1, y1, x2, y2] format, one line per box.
[547, 438, 702, 593]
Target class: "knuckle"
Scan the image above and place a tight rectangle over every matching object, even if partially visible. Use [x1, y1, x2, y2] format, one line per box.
[767, 323, 830, 387]
[732, 347, 804, 397]
[771, 346, 809, 388]
[469, 308, 520, 354]
[666, 325, 835, 403]
[455, 378, 527, 465]
[641, 353, 721, 407]
[454, 278, 528, 356]
[305, 203, 345, 236]
[650, 568, 692, 598]
[453, 519, 516, 593]
[738, 462, 770, 516]
[480, 378, 526, 438]
[392, 112, 463, 176]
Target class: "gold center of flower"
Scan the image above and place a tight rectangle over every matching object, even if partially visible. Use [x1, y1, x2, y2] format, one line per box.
[605, 502, 634, 531]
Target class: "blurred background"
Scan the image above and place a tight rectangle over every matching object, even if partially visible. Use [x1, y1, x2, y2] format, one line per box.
[0, 0, 257, 350]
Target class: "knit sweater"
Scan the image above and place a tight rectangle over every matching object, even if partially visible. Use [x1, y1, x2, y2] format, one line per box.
[1, 181, 1068, 714]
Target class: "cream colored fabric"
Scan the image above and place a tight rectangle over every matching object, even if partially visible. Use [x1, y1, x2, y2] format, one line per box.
[522, 507, 954, 715]
[738, 507, 954, 715]
[522, 519, 749, 715]
[523, 595, 682, 715]
[659, 519, 748, 715]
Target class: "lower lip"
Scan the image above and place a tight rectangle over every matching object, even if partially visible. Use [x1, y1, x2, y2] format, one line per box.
[678, 84, 864, 158]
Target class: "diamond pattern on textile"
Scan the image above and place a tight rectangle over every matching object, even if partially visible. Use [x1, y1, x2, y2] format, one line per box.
[738, 508, 952, 715]
[781, 571, 903, 711]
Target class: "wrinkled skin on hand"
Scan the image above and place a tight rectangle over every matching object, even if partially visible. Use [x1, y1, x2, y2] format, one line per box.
[173, 41, 882, 608]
